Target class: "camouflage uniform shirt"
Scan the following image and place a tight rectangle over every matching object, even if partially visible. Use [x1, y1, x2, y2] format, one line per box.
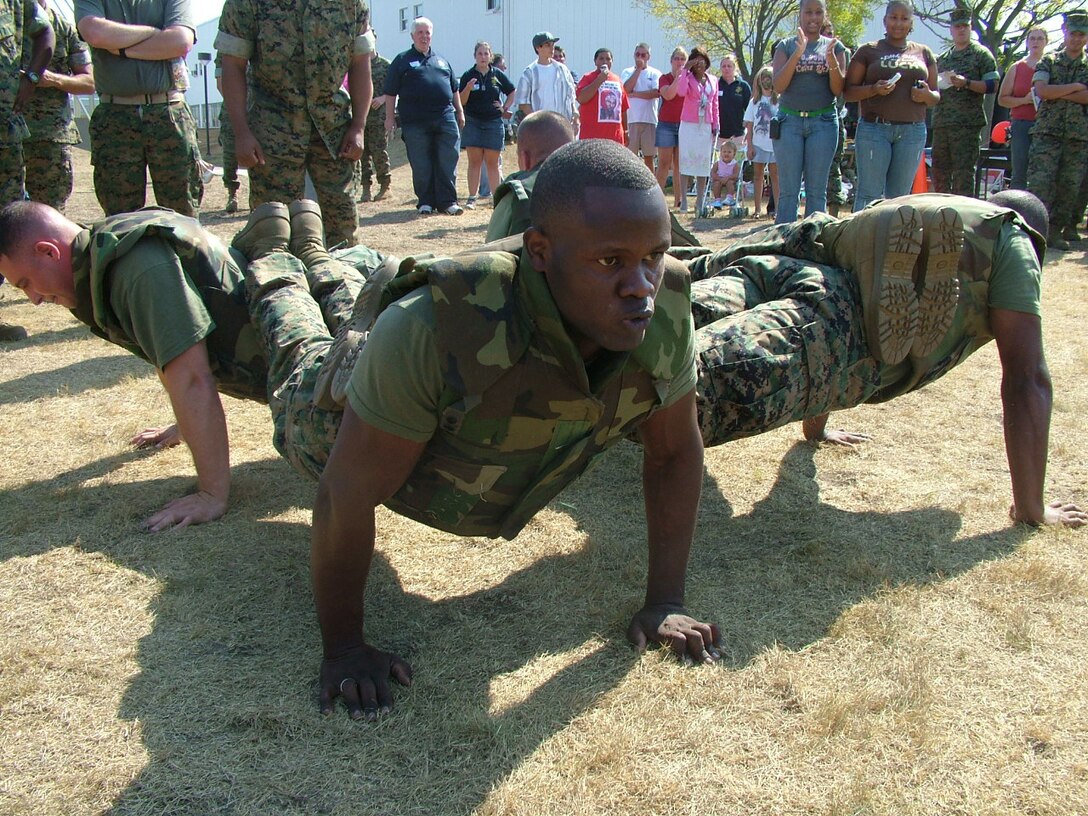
[346, 247, 697, 539]
[933, 42, 999, 129]
[214, 0, 372, 159]
[0, 0, 50, 145]
[21, 7, 89, 144]
[1031, 48, 1088, 141]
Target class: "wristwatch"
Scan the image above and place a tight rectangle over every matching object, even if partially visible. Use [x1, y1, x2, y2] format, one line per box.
[25, 70, 41, 85]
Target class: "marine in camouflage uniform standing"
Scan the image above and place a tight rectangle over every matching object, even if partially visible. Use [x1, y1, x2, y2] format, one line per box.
[358, 44, 390, 202]
[0, 0, 52, 342]
[21, 1, 94, 212]
[214, 55, 239, 213]
[1025, 11, 1088, 251]
[215, 0, 373, 248]
[930, 8, 999, 196]
[75, 0, 204, 216]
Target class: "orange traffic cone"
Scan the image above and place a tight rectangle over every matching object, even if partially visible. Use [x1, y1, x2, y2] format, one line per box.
[912, 153, 928, 194]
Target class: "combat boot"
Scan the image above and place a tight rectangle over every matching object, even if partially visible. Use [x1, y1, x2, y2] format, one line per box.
[374, 179, 390, 201]
[359, 182, 372, 203]
[231, 202, 290, 260]
[819, 202, 923, 364]
[313, 254, 400, 409]
[912, 206, 962, 358]
[287, 199, 331, 269]
[225, 190, 238, 214]
[1048, 227, 1070, 251]
[0, 321, 27, 342]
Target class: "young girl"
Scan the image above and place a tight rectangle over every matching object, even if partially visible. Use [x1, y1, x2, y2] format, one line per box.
[743, 66, 780, 218]
[710, 141, 740, 207]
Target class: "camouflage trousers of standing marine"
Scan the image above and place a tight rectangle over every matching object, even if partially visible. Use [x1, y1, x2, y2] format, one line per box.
[218, 111, 239, 194]
[0, 143, 25, 205]
[248, 127, 359, 249]
[23, 140, 74, 211]
[89, 100, 204, 216]
[245, 244, 384, 481]
[1026, 134, 1088, 230]
[930, 125, 980, 197]
[359, 115, 391, 186]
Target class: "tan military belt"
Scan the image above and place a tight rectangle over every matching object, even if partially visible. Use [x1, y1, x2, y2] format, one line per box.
[100, 91, 184, 105]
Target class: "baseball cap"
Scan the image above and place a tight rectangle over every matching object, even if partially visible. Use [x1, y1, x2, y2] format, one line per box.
[533, 32, 559, 49]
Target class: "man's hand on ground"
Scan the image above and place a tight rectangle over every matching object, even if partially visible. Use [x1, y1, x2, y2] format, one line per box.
[131, 424, 182, 449]
[627, 603, 721, 664]
[319, 644, 413, 721]
[141, 490, 227, 532]
[818, 428, 872, 448]
[1010, 500, 1087, 529]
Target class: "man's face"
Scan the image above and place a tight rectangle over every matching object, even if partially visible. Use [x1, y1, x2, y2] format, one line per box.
[595, 51, 612, 71]
[1064, 25, 1088, 56]
[529, 187, 671, 359]
[411, 23, 432, 52]
[536, 41, 555, 60]
[634, 46, 650, 67]
[0, 245, 76, 309]
[950, 22, 971, 47]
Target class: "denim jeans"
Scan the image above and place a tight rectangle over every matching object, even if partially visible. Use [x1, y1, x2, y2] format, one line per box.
[774, 112, 838, 224]
[400, 110, 461, 209]
[852, 120, 927, 211]
[1009, 119, 1034, 190]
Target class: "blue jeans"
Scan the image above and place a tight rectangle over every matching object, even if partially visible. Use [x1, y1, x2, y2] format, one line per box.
[852, 120, 927, 211]
[1009, 118, 1033, 190]
[774, 112, 838, 224]
[400, 110, 461, 209]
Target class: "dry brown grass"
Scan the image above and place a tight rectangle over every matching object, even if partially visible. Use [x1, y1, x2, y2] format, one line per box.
[1, 148, 1086, 815]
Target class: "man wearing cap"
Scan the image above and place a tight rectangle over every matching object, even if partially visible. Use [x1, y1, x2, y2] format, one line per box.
[215, 0, 372, 246]
[1026, 11, 1088, 251]
[931, 8, 999, 196]
[75, 0, 203, 216]
[515, 32, 577, 127]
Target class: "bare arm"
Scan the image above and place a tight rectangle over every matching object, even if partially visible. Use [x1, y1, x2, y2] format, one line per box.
[312, 408, 423, 718]
[142, 341, 230, 531]
[828, 42, 845, 96]
[77, 15, 156, 50]
[39, 61, 95, 95]
[123, 24, 194, 60]
[991, 308, 1083, 527]
[842, 53, 869, 102]
[576, 70, 608, 105]
[221, 55, 263, 168]
[772, 32, 804, 95]
[16, 23, 55, 111]
[997, 64, 1030, 109]
[339, 51, 372, 160]
[627, 389, 720, 662]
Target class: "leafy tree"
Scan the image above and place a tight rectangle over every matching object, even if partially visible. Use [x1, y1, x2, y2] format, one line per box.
[914, 1, 1067, 70]
[638, 0, 879, 82]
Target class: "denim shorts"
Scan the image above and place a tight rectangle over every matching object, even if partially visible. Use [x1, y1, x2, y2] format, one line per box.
[461, 116, 505, 151]
[655, 121, 680, 148]
[750, 145, 776, 164]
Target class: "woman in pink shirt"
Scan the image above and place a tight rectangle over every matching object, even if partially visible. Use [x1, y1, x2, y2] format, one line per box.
[998, 26, 1047, 190]
[662, 46, 718, 214]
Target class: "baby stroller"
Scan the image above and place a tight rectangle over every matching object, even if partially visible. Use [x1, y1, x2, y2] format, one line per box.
[701, 138, 749, 219]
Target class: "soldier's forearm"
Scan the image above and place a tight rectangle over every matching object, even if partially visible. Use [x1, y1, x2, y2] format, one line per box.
[77, 16, 157, 50]
[124, 26, 193, 61]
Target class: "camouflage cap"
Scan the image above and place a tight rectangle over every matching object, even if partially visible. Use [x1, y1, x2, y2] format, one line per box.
[949, 7, 971, 25]
[1064, 11, 1088, 33]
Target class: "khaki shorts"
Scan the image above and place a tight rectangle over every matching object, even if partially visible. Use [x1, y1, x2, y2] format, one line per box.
[628, 122, 657, 157]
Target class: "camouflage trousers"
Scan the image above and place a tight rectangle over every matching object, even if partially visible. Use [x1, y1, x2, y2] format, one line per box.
[359, 113, 391, 186]
[0, 142, 24, 205]
[1026, 134, 1088, 230]
[23, 140, 73, 210]
[218, 111, 239, 194]
[930, 125, 980, 197]
[249, 127, 358, 249]
[244, 245, 384, 480]
[89, 101, 204, 216]
[826, 115, 848, 206]
[689, 250, 879, 446]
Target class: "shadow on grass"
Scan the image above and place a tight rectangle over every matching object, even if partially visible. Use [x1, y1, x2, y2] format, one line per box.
[1, 435, 1033, 814]
[0, 353, 152, 405]
[10, 323, 92, 350]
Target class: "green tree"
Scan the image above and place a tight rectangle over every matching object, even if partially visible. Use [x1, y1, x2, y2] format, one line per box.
[638, 0, 879, 82]
[915, 1, 1067, 70]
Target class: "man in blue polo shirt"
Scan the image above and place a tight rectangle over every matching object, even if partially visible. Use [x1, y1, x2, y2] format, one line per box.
[383, 16, 465, 216]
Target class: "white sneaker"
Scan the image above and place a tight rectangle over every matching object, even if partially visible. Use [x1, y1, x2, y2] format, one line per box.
[464, 197, 477, 210]
[418, 205, 434, 216]
[444, 204, 464, 216]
